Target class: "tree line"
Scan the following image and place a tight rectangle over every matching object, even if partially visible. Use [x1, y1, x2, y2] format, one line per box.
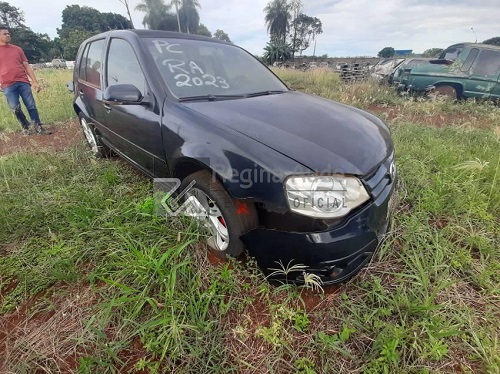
[0, 0, 232, 62]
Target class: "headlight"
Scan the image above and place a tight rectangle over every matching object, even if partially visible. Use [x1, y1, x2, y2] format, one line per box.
[285, 175, 370, 218]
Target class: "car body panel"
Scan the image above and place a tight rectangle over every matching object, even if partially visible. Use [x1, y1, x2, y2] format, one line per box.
[182, 92, 393, 176]
[399, 43, 500, 99]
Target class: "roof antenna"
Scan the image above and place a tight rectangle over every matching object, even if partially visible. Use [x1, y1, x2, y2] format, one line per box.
[471, 27, 477, 43]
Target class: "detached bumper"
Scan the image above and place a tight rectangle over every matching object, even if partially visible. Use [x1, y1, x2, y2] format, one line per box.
[242, 161, 396, 285]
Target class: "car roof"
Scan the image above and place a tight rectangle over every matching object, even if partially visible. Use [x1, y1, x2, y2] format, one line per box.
[445, 42, 500, 51]
[84, 29, 229, 45]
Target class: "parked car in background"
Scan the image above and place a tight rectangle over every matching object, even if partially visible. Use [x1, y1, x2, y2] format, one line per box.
[371, 58, 405, 82]
[66, 60, 75, 70]
[69, 30, 396, 285]
[52, 58, 67, 69]
[397, 43, 500, 100]
[388, 57, 431, 85]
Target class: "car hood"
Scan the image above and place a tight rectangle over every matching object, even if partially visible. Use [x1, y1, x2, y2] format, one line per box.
[181, 91, 392, 175]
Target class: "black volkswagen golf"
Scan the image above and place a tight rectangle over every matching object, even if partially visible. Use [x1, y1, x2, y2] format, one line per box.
[71, 30, 396, 285]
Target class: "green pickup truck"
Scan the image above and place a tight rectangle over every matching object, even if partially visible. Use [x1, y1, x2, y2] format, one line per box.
[398, 43, 500, 100]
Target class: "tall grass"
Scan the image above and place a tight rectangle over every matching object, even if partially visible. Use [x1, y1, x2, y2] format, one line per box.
[1, 68, 499, 373]
[0, 69, 74, 132]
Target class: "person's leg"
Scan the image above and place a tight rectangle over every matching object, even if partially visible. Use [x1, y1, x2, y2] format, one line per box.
[18, 82, 41, 124]
[18, 83, 51, 135]
[2, 83, 30, 130]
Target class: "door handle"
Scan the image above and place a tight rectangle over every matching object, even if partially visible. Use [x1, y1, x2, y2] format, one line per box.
[78, 90, 84, 98]
[103, 103, 111, 113]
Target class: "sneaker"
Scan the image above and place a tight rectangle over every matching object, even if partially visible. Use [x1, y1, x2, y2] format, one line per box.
[34, 124, 52, 135]
[22, 125, 36, 135]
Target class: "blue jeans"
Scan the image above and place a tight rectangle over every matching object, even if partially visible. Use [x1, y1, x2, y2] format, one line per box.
[3, 82, 41, 129]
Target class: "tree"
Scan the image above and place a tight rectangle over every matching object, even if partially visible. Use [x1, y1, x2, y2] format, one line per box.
[135, 0, 172, 30]
[58, 5, 132, 39]
[263, 40, 292, 65]
[289, 0, 302, 58]
[292, 14, 322, 56]
[378, 47, 395, 58]
[422, 48, 443, 58]
[117, 0, 135, 28]
[0, 1, 26, 28]
[59, 29, 94, 60]
[10, 28, 52, 62]
[178, 0, 200, 34]
[264, 0, 290, 43]
[171, 0, 181, 32]
[102, 12, 133, 30]
[57, 5, 132, 59]
[214, 29, 231, 43]
[196, 23, 211, 37]
[483, 37, 500, 46]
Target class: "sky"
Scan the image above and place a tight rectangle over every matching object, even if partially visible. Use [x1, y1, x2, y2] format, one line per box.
[6, 0, 500, 57]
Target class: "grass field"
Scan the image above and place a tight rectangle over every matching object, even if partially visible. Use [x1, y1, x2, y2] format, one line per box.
[0, 68, 499, 373]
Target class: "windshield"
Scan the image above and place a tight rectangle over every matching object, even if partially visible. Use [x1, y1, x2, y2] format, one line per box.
[144, 38, 288, 99]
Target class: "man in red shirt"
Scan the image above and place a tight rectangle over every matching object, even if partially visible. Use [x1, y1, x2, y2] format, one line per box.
[0, 25, 50, 135]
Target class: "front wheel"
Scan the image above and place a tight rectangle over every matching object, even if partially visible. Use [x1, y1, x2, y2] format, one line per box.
[181, 170, 258, 258]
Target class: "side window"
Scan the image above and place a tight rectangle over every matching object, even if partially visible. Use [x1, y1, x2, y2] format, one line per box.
[461, 48, 479, 72]
[440, 47, 463, 62]
[471, 50, 500, 76]
[78, 44, 90, 80]
[83, 39, 105, 87]
[106, 38, 146, 96]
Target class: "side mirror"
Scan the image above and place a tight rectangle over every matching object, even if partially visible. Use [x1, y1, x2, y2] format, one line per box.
[67, 81, 74, 93]
[103, 84, 147, 105]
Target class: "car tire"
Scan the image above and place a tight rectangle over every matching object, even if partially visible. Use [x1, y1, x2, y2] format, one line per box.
[430, 85, 458, 100]
[180, 170, 258, 258]
[78, 113, 111, 158]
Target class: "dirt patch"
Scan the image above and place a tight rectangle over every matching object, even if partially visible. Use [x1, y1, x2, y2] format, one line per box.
[0, 119, 83, 156]
[367, 105, 493, 129]
[0, 283, 96, 373]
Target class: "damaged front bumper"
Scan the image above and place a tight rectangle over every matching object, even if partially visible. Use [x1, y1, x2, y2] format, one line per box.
[242, 160, 396, 285]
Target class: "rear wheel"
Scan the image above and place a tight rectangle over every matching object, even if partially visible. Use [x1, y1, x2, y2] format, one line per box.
[78, 113, 111, 158]
[181, 170, 258, 258]
[429, 85, 458, 100]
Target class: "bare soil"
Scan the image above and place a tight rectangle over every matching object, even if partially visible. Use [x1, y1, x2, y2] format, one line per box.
[0, 119, 82, 156]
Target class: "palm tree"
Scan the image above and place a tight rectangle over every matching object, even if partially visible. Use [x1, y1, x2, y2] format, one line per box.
[264, 0, 290, 44]
[263, 40, 292, 65]
[178, 0, 201, 34]
[135, 0, 170, 29]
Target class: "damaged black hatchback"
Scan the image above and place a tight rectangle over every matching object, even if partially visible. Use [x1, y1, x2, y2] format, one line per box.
[71, 30, 396, 285]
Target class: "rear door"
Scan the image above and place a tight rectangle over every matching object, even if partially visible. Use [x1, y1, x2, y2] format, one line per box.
[102, 37, 164, 174]
[76, 39, 106, 129]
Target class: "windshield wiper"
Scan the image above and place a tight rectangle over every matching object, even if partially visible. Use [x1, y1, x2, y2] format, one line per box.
[245, 90, 287, 98]
[178, 94, 245, 102]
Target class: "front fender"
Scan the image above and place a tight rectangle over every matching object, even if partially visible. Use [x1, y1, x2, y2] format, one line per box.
[162, 103, 311, 208]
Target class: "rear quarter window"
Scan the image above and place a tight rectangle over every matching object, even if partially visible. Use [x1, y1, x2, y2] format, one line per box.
[81, 39, 105, 87]
[471, 49, 500, 76]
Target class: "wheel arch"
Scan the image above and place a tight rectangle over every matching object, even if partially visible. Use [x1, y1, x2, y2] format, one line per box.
[427, 81, 464, 99]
